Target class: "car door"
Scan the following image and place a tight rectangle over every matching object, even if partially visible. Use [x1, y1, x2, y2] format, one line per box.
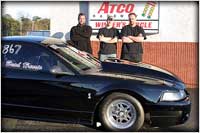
[2, 41, 85, 121]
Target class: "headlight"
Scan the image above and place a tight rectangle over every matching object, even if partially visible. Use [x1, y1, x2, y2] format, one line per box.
[160, 90, 186, 101]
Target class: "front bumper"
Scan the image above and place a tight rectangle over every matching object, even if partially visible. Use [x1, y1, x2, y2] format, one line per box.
[145, 96, 191, 127]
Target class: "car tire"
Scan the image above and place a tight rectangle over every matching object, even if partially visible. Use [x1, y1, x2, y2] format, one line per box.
[99, 92, 144, 131]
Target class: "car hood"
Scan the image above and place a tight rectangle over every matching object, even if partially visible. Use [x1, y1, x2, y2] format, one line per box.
[98, 62, 182, 83]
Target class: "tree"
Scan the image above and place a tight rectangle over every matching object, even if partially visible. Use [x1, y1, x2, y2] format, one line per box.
[37, 18, 50, 30]
[32, 16, 41, 30]
[20, 16, 32, 35]
[2, 14, 50, 36]
[2, 14, 20, 36]
[32, 16, 41, 21]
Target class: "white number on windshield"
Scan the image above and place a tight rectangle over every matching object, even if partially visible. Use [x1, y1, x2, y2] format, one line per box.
[2, 44, 22, 55]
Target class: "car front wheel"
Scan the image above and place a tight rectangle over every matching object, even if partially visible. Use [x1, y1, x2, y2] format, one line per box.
[99, 92, 144, 131]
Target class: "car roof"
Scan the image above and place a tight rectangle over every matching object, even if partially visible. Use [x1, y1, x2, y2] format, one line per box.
[2, 36, 66, 46]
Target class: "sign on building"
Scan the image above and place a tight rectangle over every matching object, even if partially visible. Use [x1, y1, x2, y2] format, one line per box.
[89, 2, 159, 34]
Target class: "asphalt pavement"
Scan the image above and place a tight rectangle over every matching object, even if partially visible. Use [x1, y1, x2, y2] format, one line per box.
[2, 89, 199, 132]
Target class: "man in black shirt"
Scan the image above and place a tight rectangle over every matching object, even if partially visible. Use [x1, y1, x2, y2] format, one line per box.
[97, 15, 119, 61]
[70, 13, 92, 54]
[121, 13, 147, 63]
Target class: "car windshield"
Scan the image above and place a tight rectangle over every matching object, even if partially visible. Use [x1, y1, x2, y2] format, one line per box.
[48, 44, 102, 72]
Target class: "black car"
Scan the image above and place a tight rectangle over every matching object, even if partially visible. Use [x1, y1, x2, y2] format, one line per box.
[2, 36, 191, 131]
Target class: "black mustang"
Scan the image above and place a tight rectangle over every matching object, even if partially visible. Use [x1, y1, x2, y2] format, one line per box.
[2, 36, 191, 131]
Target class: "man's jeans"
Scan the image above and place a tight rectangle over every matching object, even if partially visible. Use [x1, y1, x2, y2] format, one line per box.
[99, 54, 117, 61]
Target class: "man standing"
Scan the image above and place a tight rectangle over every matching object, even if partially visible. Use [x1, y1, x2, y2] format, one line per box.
[121, 13, 147, 63]
[70, 13, 92, 54]
[97, 15, 119, 61]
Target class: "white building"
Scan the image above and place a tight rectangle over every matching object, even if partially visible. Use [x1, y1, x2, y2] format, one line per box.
[50, 2, 198, 42]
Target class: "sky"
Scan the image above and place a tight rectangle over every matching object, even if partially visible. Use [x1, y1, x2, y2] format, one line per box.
[2, 2, 51, 19]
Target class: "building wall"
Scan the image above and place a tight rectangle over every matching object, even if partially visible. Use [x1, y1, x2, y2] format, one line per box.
[147, 2, 198, 42]
[50, 2, 198, 88]
[50, 2, 198, 42]
[91, 41, 198, 88]
[50, 2, 80, 40]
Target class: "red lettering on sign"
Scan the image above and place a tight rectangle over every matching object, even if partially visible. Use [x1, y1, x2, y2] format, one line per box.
[116, 4, 125, 13]
[116, 22, 121, 27]
[136, 22, 152, 28]
[98, 2, 135, 14]
[95, 22, 107, 28]
[94, 21, 153, 29]
[140, 22, 147, 28]
[122, 22, 127, 27]
[98, 2, 109, 13]
[110, 4, 117, 13]
[95, 22, 101, 28]
[125, 4, 134, 13]
[95, 21, 129, 29]
[148, 22, 152, 28]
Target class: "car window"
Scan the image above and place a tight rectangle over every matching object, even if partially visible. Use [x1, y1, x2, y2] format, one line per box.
[2, 42, 73, 74]
[48, 44, 102, 72]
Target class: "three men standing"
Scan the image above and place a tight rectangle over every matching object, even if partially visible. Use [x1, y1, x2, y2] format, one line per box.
[70, 12, 146, 63]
